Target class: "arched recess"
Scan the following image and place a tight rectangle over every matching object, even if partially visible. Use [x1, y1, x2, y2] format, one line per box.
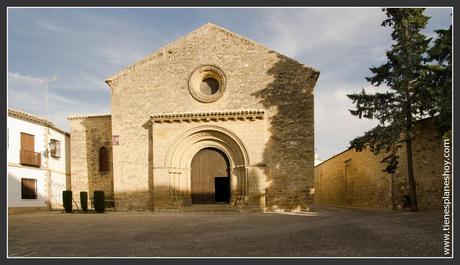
[99, 146, 109, 172]
[164, 125, 250, 204]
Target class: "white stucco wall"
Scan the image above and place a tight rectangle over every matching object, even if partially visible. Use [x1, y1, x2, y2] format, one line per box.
[8, 165, 47, 207]
[7, 116, 46, 166]
[47, 128, 71, 208]
[7, 114, 70, 209]
[49, 171, 67, 208]
[48, 128, 70, 172]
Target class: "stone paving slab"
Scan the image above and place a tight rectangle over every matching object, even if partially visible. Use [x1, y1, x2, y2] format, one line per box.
[8, 205, 444, 257]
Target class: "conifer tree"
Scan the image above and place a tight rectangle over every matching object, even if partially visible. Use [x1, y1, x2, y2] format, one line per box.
[347, 8, 432, 212]
[424, 25, 452, 135]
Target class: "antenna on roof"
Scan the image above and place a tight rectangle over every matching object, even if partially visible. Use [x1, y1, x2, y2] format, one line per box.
[44, 75, 58, 120]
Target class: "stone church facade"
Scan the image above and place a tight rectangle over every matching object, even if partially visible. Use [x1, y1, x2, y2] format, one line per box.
[68, 23, 319, 212]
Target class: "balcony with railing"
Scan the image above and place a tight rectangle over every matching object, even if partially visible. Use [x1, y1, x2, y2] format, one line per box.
[20, 149, 41, 167]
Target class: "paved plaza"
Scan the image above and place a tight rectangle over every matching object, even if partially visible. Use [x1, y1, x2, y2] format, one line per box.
[8, 206, 444, 257]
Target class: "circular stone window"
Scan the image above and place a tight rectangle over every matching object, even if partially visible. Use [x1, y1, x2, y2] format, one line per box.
[188, 65, 226, 103]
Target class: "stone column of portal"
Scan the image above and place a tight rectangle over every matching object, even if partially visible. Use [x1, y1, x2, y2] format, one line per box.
[182, 168, 192, 206]
[171, 171, 175, 196]
[230, 168, 239, 205]
[244, 167, 249, 202]
[176, 171, 181, 198]
[173, 171, 180, 206]
[178, 170, 186, 207]
[170, 170, 177, 203]
[235, 166, 248, 203]
[167, 168, 183, 208]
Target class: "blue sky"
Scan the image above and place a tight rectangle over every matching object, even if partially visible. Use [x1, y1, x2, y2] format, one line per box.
[7, 7, 452, 160]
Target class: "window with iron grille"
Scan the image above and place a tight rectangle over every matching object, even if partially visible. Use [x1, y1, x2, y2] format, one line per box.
[50, 139, 61, 158]
[21, 178, 37, 199]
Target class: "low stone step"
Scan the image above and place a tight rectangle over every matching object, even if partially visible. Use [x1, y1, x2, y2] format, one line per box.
[180, 204, 240, 212]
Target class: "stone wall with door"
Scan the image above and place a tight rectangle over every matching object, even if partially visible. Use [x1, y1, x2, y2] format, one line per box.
[69, 23, 319, 212]
[103, 23, 318, 212]
[148, 111, 267, 211]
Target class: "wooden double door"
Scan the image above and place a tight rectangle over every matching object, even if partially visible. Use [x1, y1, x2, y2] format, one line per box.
[191, 148, 230, 204]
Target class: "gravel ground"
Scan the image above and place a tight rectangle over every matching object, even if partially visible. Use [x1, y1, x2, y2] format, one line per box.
[8, 205, 445, 257]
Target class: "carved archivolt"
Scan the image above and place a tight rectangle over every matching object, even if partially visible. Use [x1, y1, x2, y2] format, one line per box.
[165, 125, 249, 168]
[163, 125, 250, 200]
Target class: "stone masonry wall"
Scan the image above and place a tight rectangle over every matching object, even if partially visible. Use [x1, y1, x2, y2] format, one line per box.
[392, 118, 446, 210]
[106, 24, 319, 211]
[314, 148, 392, 209]
[314, 118, 447, 210]
[150, 118, 267, 211]
[68, 116, 114, 209]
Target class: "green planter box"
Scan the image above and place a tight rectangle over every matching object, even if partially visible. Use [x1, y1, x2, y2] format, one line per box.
[93, 191, 105, 213]
[62, 190, 72, 213]
[80, 191, 88, 212]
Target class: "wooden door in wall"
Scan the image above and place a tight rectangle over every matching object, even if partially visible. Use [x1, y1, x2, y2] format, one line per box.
[191, 148, 230, 204]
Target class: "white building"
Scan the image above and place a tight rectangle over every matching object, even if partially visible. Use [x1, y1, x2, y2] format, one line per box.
[7, 109, 70, 212]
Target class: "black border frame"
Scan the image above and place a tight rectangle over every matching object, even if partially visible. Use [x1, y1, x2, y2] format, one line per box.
[1, 0, 457, 264]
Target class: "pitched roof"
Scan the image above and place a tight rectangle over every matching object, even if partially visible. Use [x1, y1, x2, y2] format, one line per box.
[67, 113, 111, 120]
[8, 108, 69, 136]
[105, 23, 319, 85]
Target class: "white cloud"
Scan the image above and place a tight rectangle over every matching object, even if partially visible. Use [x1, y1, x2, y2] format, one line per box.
[256, 8, 389, 58]
[33, 11, 164, 68]
[250, 8, 412, 160]
[34, 19, 65, 33]
[8, 8, 451, 155]
[314, 75, 393, 159]
[8, 72, 48, 112]
[18, 10, 166, 76]
[314, 84, 380, 159]
[98, 46, 146, 66]
[8, 71, 109, 131]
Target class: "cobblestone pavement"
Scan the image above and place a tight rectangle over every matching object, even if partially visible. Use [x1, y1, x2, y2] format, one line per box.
[8, 205, 445, 257]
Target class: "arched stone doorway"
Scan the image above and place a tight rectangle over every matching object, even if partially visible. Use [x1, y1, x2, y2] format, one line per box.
[164, 125, 250, 206]
[191, 148, 230, 204]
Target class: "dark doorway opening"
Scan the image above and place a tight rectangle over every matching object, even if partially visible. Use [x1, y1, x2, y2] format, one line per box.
[191, 148, 230, 204]
[215, 177, 230, 203]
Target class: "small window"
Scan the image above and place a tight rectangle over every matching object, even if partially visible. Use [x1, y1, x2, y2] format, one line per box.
[99, 146, 109, 172]
[21, 178, 37, 199]
[50, 139, 61, 158]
